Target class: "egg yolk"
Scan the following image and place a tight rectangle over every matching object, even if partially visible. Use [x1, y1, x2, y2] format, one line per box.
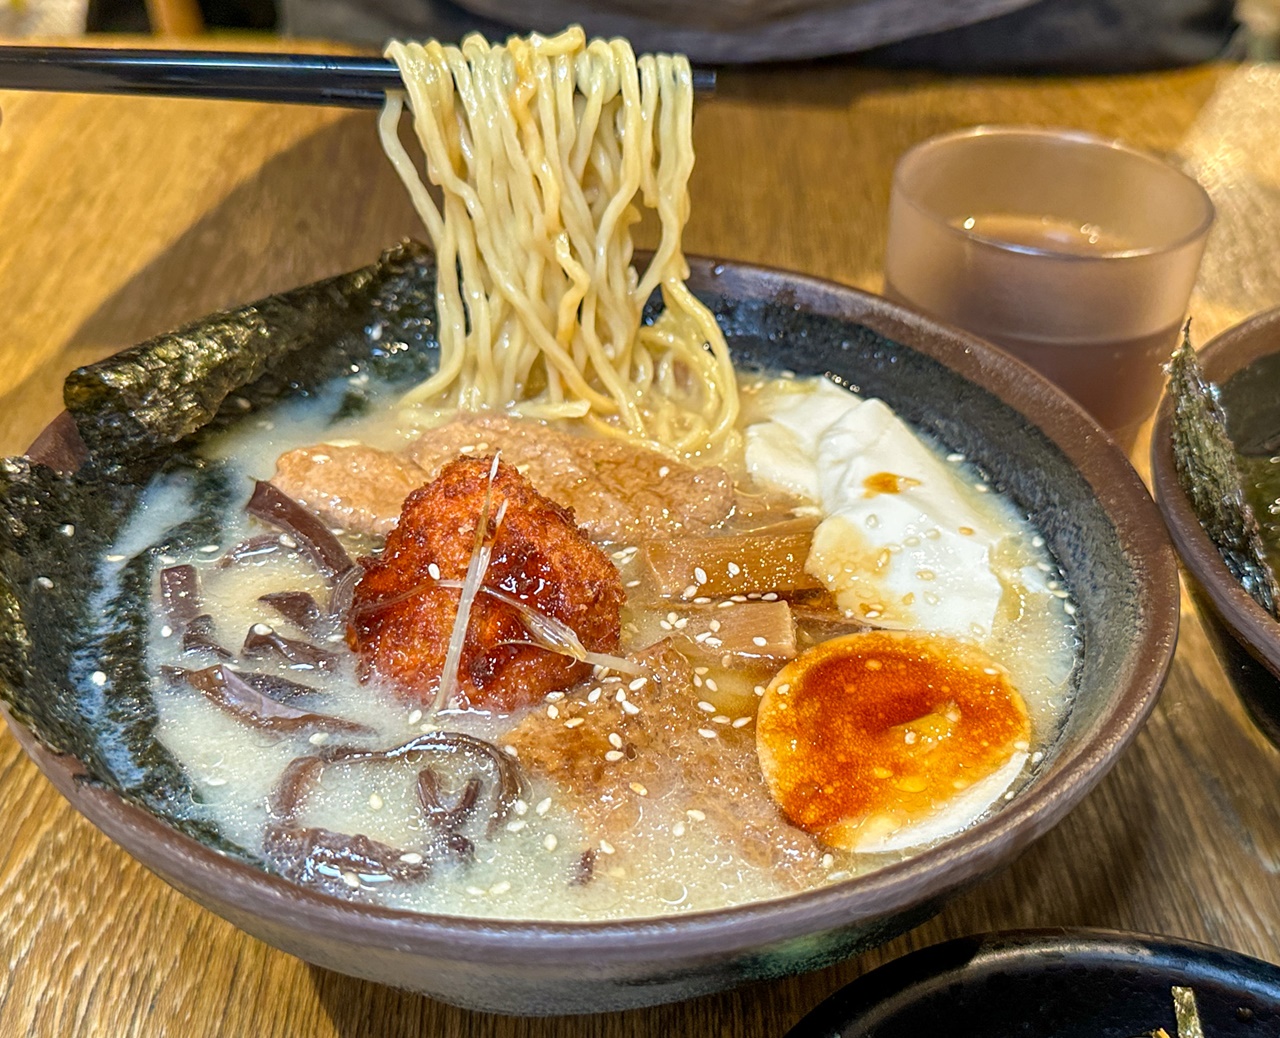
[756, 630, 1031, 851]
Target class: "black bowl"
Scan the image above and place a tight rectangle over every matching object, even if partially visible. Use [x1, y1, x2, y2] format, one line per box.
[3, 255, 1179, 1014]
[1150, 307, 1280, 746]
[786, 928, 1280, 1037]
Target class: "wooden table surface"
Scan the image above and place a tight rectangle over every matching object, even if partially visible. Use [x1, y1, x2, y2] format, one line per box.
[3, 41, 1280, 1037]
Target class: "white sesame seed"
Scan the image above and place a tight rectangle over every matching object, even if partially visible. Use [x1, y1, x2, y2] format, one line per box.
[708, 619, 721, 633]
[822, 853, 835, 868]
[673, 821, 686, 837]
[466, 885, 486, 896]
[546, 690, 565, 701]
[732, 716, 752, 728]
[599, 839, 615, 855]
[513, 799, 529, 816]
[326, 633, 344, 643]
[536, 797, 553, 816]
[693, 567, 708, 585]
[342, 872, 361, 889]
[622, 701, 640, 715]
[199, 544, 220, 554]
[399, 852, 424, 864]
[776, 683, 791, 694]
[368, 793, 384, 810]
[616, 689, 627, 702]
[752, 636, 767, 647]
[507, 819, 527, 832]
[205, 776, 227, 787]
[659, 620, 673, 631]
[251, 622, 273, 636]
[309, 732, 329, 746]
[713, 715, 730, 725]
[629, 782, 648, 796]
[682, 584, 698, 599]
[587, 687, 603, 703]
[490, 880, 512, 895]
[731, 595, 747, 602]
[160, 625, 173, 638]
[727, 562, 741, 576]
[673, 617, 688, 629]
[105, 554, 126, 563]
[687, 809, 706, 822]
[704, 678, 718, 692]
[694, 597, 712, 605]
[408, 709, 423, 724]
[698, 701, 716, 713]
[503, 745, 519, 757]
[35, 576, 53, 590]
[658, 466, 670, 477]
[278, 535, 298, 549]
[975, 483, 989, 493]
[605, 750, 625, 762]
[626, 579, 642, 588]
[762, 592, 779, 601]
[428, 562, 441, 580]
[1063, 601, 1077, 616]
[60, 524, 75, 537]
[698, 728, 718, 739]
[608, 733, 623, 748]
[1031, 751, 1044, 764]
[1032, 535, 1045, 548]
[564, 717, 584, 729]
[547, 704, 560, 719]
[717, 599, 735, 609]
[90, 670, 108, 687]
[754, 685, 766, 696]
[627, 677, 646, 691]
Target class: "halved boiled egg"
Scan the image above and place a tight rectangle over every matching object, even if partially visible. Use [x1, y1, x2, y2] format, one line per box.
[756, 630, 1031, 854]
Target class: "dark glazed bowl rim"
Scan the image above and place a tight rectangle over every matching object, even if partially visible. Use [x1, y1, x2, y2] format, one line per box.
[1150, 306, 1280, 679]
[784, 926, 1280, 1036]
[9, 256, 1178, 969]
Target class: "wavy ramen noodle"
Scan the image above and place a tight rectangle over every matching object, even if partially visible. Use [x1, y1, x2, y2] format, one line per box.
[379, 28, 738, 459]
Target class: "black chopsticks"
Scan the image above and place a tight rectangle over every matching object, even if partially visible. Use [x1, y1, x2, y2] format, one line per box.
[0, 46, 716, 108]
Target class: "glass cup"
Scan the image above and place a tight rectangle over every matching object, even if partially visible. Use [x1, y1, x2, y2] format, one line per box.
[884, 127, 1215, 453]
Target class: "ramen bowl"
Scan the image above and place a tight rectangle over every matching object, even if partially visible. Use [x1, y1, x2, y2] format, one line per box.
[1, 257, 1178, 1015]
[1150, 306, 1280, 746]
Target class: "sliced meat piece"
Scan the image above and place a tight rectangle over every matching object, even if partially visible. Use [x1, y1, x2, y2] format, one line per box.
[502, 641, 828, 885]
[272, 443, 431, 537]
[347, 456, 625, 712]
[405, 415, 734, 542]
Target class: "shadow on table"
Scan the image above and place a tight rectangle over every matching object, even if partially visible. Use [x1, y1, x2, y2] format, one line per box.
[0, 110, 419, 454]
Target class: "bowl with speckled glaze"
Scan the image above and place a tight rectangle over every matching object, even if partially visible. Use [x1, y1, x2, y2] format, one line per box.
[2, 255, 1178, 1015]
[1151, 306, 1280, 747]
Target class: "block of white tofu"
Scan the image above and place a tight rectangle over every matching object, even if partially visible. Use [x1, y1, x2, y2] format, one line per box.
[745, 383, 1009, 640]
[743, 378, 865, 501]
[810, 398, 1007, 638]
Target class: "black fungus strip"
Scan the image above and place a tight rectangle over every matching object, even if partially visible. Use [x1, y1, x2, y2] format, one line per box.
[160, 565, 201, 625]
[258, 590, 324, 634]
[242, 623, 338, 671]
[571, 848, 597, 887]
[263, 823, 431, 893]
[181, 614, 233, 659]
[182, 664, 369, 734]
[246, 480, 353, 581]
[417, 770, 482, 831]
[328, 564, 363, 621]
[219, 535, 283, 566]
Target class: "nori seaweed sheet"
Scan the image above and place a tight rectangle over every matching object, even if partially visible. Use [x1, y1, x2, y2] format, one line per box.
[0, 241, 439, 858]
[1168, 328, 1280, 619]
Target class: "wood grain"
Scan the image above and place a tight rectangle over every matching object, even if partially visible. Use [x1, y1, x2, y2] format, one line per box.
[2, 47, 1278, 1037]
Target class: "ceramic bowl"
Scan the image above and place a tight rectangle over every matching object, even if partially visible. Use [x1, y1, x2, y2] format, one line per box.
[1150, 306, 1280, 746]
[787, 928, 1280, 1036]
[3, 257, 1179, 1015]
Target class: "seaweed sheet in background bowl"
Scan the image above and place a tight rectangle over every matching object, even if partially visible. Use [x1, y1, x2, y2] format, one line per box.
[0, 241, 440, 859]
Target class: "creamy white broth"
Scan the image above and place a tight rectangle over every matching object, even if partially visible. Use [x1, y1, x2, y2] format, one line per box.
[141, 369, 1078, 920]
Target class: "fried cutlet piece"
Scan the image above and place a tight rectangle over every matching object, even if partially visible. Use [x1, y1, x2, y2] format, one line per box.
[502, 641, 828, 884]
[347, 456, 625, 712]
[272, 443, 431, 537]
[406, 416, 734, 541]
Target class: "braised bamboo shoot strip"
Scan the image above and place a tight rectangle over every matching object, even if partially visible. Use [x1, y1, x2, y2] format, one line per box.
[181, 664, 370, 734]
[242, 623, 339, 671]
[258, 590, 324, 634]
[246, 480, 354, 582]
[640, 531, 822, 599]
[672, 600, 796, 664]
[417, 770, 481, 831]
